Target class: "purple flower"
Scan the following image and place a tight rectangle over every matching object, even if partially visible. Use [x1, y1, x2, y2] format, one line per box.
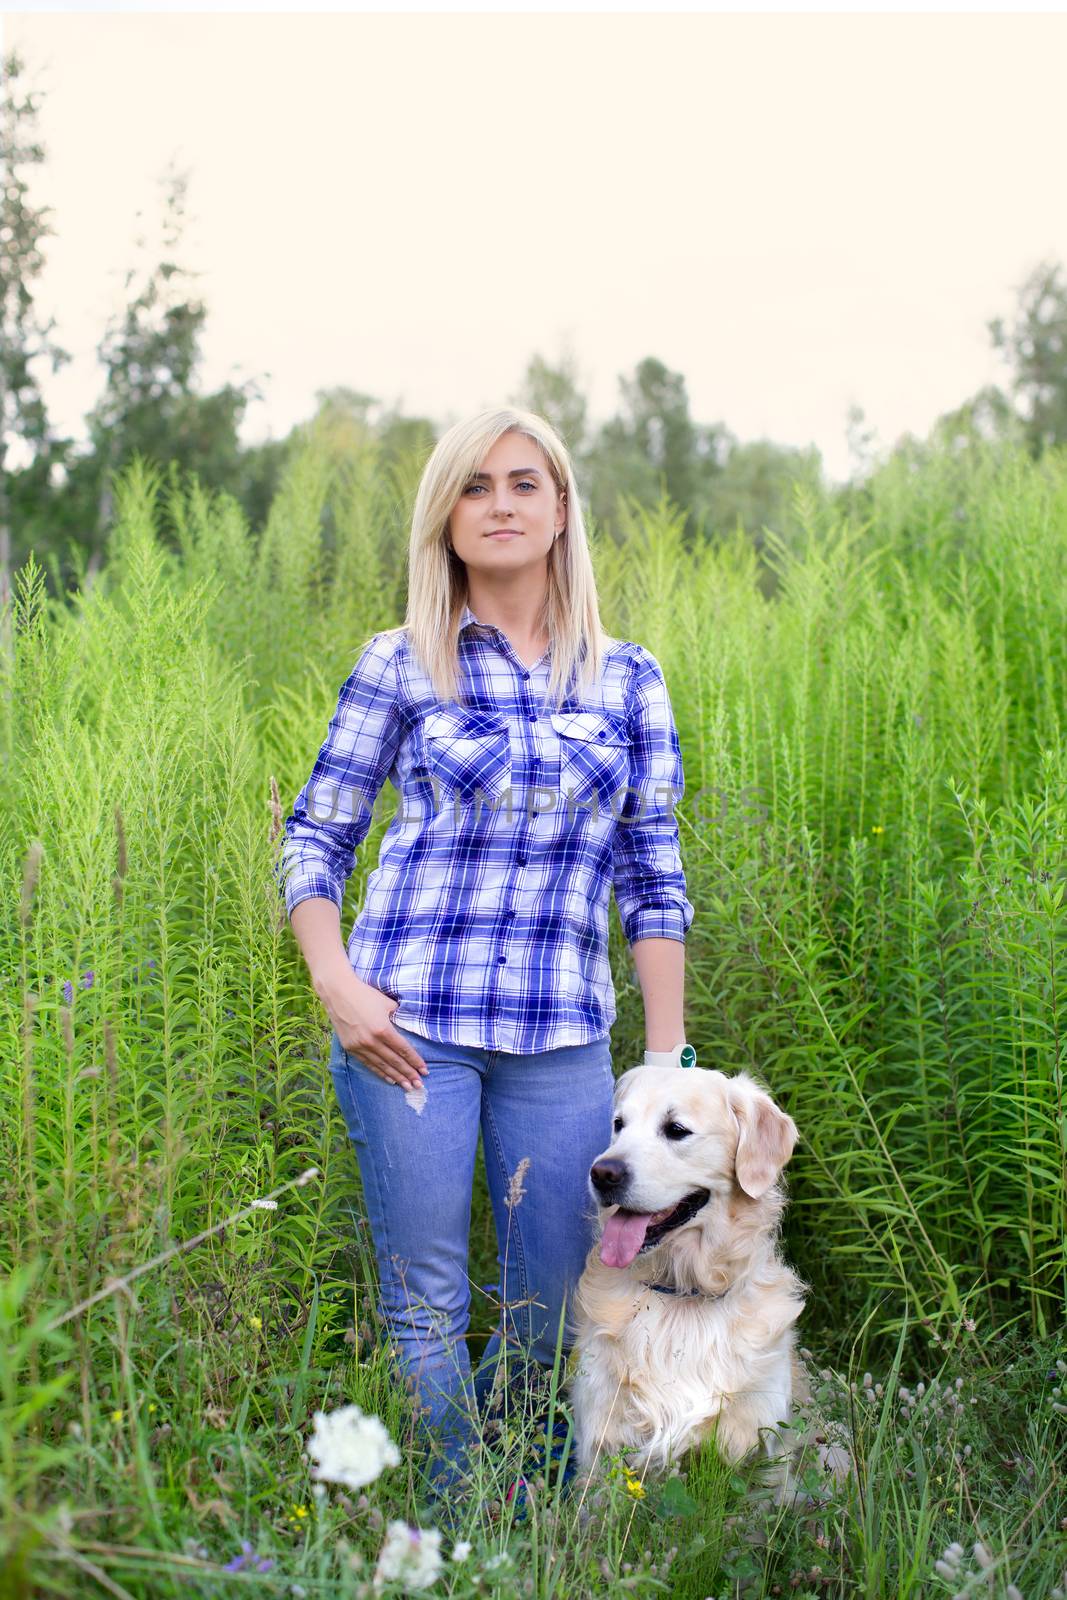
[223, 1541, 255, 1572]
[80, 971, 95, 990]
[222, 1541, 272, 1574]
[61, 979, 74, 1005]
[147, 959, 156, 971]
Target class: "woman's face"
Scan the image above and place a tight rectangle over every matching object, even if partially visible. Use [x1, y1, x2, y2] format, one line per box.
[448, 431, 566, 582]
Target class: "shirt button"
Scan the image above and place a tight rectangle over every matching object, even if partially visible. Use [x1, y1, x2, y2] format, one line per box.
[504, 909, 515, 919]
[527, 713, 537, 723]
[517, 855, 528, 866]
[497, 955, 506, 964]
[522, 670, 530, 680]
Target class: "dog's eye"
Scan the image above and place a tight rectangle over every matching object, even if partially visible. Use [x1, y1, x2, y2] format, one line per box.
[613, 1116, 624, 1134]
[662, 1121, 692, 1141]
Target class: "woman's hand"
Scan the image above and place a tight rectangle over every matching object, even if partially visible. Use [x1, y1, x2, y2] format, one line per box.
[319, 970, 428, 1090]
[287, 898, 427, 1090]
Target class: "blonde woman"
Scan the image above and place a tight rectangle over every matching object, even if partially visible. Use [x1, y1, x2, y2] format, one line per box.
[278, 407, 694, 1501]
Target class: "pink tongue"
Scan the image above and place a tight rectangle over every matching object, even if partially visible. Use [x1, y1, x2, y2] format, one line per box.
[600, 1210, 653, 1268]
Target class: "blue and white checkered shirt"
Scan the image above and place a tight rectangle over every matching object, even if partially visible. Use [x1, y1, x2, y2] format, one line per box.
[277, 602, 694, 1052]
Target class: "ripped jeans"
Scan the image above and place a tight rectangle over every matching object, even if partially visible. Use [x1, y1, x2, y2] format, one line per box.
[328, 1022, 615, 1487]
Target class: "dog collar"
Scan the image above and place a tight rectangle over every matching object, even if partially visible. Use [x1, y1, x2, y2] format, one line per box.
[645, 1282, 726, 1299]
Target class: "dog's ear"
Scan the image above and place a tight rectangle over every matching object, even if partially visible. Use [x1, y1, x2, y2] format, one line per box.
[726, 1074, 798, 1198]
[613, 1066, 644, 1102]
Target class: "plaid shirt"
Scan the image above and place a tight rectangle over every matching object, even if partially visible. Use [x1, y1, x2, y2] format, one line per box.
[277, 602, 694, 1052]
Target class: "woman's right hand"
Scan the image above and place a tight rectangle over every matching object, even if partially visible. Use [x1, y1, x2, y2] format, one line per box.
[319, 971, 428, 1090]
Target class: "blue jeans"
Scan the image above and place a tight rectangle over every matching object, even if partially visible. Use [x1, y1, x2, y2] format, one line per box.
[327, 1022, 615, 1487]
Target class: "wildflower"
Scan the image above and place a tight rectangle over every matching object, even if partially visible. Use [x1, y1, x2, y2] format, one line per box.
[110, 1409, 124, 1424]
[288, 1504, 309, 1524]
[248, 1316, 263, 1331]
[250, 1199, 277, 1211]
[963, 1317, 976, 1332]
[81, 970, 95, 990]
[61, 979, 74, 1004]
[871, 824, 885, 835]
[451, 1540, 472, 1563]
[147, 1403, 157, 1414]
[224, 1540, 274, 1574]
[506, 1156, 531, 1209]
[622, 1466, 645, 1500]
[373, 1521, 443, 1591]
[306, 1404, 401, 1491]
[147, 959, 156, 970]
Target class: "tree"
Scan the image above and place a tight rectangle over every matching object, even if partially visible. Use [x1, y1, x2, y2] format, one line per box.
[513, 344, 590, 462]
[588, 356, 730, 541]
[82, 160, 261, 565]
[989, 258, 1067, 454]
[0, 50, 70, 582]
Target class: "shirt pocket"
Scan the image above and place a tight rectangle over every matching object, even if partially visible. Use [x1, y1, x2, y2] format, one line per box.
[549, 709, 632, 815]
[416, 706, 513, 805]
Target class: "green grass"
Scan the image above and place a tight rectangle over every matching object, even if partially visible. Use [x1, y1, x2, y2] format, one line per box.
[0, 438, 1065, 1595]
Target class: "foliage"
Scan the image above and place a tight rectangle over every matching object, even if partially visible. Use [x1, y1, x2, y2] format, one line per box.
[78, 163, 261, 564]
[0, 51, 70, 575]
[0, 438, 1065, 1594]
[990, 259, 1067, 455]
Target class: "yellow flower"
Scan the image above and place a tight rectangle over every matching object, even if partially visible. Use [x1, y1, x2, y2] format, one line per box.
[110, 1409, 124, 1424]
[621, 1466, 645, 1500]
[871, 824, 885, 835]
[248, 1316, 263, 1331]
[147, 1403, 157, 1414]
[289, 1504, 308, 1521]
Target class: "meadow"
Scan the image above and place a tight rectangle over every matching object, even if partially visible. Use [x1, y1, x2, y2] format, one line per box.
[1, 437, 1064, 1597]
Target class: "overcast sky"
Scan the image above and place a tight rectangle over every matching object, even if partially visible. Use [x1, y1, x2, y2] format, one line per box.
[4, 10, 1066, 484]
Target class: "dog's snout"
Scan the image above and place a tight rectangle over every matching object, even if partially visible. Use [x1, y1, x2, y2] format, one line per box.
[590, 1157, 629, 1198]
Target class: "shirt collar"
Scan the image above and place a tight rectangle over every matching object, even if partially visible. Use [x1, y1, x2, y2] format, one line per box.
[459, 602, 487, 634]
[458, 600, 553, 667]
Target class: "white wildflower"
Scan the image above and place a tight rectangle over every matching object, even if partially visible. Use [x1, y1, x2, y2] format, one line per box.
[251, 1198, 278, 1210]
[451, 1539, 472, 1563]
[373, 1521, 443, 1591]
[306, 1404, 400, 1491]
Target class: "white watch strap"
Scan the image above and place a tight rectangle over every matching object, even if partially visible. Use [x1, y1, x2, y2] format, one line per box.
[642, 1044, 697, 1069]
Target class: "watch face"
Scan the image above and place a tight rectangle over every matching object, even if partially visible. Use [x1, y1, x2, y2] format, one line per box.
[679, 1045, 697, 1070]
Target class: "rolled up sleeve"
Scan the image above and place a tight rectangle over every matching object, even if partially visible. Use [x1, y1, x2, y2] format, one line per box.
[275, 633, 400, 918]
[612, 647, 695, 945]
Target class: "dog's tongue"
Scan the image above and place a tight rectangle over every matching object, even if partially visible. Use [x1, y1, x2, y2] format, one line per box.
[600, 1209, 653, 1268]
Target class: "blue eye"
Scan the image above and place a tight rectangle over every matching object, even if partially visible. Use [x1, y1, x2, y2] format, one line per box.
[464, 480, 538, 495]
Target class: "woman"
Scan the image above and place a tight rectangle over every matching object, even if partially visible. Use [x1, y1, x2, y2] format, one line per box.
[277, 406, 694, 1496]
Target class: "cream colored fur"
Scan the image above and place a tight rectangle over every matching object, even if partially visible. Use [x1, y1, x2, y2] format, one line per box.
[569, 1064, 810, 1495]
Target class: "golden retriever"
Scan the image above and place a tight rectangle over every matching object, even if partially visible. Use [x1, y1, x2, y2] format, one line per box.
[568, 1063, 811, 1496]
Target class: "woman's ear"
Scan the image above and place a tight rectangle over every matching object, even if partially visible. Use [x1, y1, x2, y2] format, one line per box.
[727, 1074, 798, 1198]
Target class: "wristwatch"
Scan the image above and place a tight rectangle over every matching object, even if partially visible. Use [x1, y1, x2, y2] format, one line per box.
[642, 1043, 697, 1069]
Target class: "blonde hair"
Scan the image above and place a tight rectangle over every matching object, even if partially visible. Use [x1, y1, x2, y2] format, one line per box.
[385, 406, 609, 709]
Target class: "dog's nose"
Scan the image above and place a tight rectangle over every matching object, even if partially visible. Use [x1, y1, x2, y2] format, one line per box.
[590, 1158, 629, 1197]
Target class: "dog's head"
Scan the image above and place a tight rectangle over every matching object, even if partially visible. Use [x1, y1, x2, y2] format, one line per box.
[589, 1065, 798, 1273]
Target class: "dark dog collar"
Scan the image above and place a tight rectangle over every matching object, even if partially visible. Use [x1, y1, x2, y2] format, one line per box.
[646, 1282, 726, 1299]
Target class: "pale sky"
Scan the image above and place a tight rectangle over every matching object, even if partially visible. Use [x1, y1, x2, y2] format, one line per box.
[4, 10, 1066, 484]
